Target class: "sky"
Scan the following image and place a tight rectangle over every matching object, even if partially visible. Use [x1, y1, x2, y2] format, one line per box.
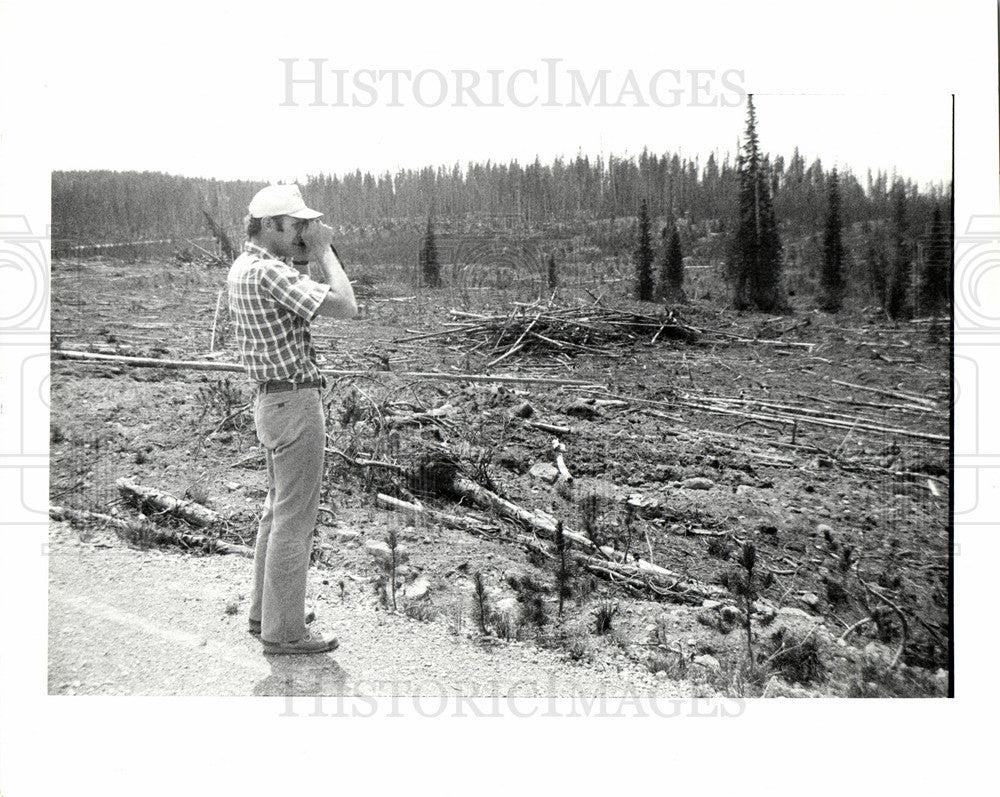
[12, 1, 959, 191]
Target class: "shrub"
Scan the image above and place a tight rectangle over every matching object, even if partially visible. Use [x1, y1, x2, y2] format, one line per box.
[492, 610, 521, 642]
[195, 378, 251, 431]
[404, 603, 439, 623]
[591, 601, 619, 635]
[579, 493, 602, 548]
[707, 536, 732, 560]
[766, 627, 824, 685]
[184, 484, 211, 506]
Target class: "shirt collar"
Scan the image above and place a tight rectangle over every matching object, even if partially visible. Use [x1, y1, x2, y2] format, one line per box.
[244, 241, 284, 261]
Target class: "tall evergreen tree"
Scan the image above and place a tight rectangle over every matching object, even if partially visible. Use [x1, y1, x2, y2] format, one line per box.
[863, 222, 889, 307]
[634, 200, 654, 301]
[419, 214, 441, 288]
[820, 167, 845, 312]
[546, 252, 558, 290]
[726, 95, 784, 311]
[657, 222, 685, 300]
[920, 204, 952, 313]
[886, 180, 911, 319]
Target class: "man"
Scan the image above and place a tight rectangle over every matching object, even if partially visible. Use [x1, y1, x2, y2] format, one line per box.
[228, 183, 357, 654]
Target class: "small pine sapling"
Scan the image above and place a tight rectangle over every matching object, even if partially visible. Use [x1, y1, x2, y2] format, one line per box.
[620, 501, 635, 564]
[727, 542, 763, 672]
[386, 529, 399, 610]
[591, 601, 619, 635]
[580, 493, 602, 550]
[555, 520, 569, 617]
[472, 571, 490, 635]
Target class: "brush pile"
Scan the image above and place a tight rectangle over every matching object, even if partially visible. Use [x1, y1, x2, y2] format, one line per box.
[420, 301, 700, 366]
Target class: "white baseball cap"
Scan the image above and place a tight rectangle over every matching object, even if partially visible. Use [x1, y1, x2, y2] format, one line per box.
[248, 184, 323, 219]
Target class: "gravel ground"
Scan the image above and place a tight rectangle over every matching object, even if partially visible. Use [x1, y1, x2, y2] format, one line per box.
[48, 521, 700, 698]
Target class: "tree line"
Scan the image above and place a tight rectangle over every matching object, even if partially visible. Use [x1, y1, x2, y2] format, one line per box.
[51, 152, 947, 248]
[52, 106, 951, 317]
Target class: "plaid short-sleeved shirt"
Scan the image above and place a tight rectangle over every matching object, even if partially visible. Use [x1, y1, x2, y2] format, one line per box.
[227, 243, 331, 385]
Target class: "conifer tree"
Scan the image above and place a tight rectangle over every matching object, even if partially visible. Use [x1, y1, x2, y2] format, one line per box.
[726, 95, 784, 311]
[886, 180, 911, 319]
[920, 204, 952, 313]
[419, 214, 441, 288]
[657, 222, 685, 300]
[546, 253, 558, 290]
[820, 167, 845, 312]
[634, 199, 654, 301]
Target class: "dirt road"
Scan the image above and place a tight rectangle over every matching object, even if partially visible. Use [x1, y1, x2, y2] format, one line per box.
[47, 521, 693, 698]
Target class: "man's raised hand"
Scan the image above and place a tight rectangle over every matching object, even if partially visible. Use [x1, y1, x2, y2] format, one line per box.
[301, 220, 334, 259]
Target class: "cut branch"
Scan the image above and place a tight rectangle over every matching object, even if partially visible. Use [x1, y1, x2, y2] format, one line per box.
[49, 505, 253, 558]
[831, 379, 938, 408]
[450, 476, 726, 603]
[54, 350, 599, 387]
[116, 478, 223, 528]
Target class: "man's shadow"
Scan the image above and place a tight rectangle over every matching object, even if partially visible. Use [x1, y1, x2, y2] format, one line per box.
[252, 650, 348, 697]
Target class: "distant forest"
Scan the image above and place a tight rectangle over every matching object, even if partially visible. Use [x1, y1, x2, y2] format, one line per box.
[51, 144, 952, 314]
[51, 150, 949, 245]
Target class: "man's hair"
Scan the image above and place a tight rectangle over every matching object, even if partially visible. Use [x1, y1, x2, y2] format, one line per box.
[245, 215, 288, 239]
[245, 215, 262, 239]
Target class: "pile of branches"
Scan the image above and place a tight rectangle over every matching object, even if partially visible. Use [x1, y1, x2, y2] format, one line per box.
[404, 301, 699, 366]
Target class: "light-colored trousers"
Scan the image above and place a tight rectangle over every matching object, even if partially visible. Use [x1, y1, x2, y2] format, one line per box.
[249, 387, 325, 643]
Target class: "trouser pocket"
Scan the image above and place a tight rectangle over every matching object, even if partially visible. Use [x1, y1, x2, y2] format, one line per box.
[254, 390, 324, 454]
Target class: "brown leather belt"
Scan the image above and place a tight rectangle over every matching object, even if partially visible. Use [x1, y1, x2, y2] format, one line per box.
[259, 380, 323, 394]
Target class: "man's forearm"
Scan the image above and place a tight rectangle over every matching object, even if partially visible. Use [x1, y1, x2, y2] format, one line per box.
[311, 246, 358, 318]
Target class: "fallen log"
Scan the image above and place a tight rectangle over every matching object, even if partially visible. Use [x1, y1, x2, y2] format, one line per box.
[54, 350, 600, 388]
[186, 239, 227, 266]
[525, 420, 573, 435]
[454, 475, 560, 535]
[49, 505, 253, 558]
[450, 476, 726, 602]
[831, 379, 938, 408]
[376, 492, 724, 604]
[116, 478, 223, 528]
[676, 397, 948, 444]
[50, 504, 132, 533]
[375, 493, 500, 539]
[687, 324, 816, 350]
